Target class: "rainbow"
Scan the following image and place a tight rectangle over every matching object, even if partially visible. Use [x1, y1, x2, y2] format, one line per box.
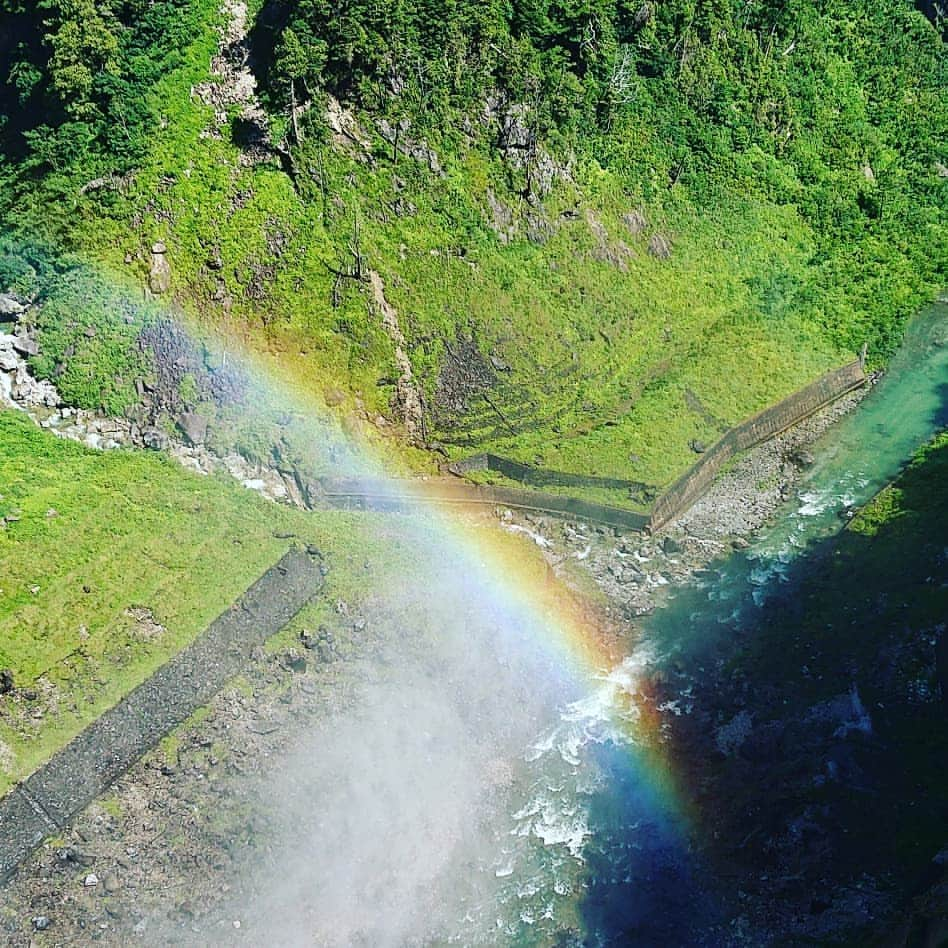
[14, 255, 692, 900]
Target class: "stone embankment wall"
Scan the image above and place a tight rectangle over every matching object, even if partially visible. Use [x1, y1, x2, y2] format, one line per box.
[649, 359, 867, 532]
[315, 476, 651, 531]
[447, 452, 647, 493]
[0, 549, 323, 883]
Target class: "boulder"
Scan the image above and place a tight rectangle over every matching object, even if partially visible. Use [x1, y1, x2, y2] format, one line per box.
[0, 294, 25, 319]
[177, 411, 208, 446]
[141, 427, 169, 451]
[622, 210, 648, 235]
[648, 233, 673, 260]
[12, 336, 39, 357]
[149, 243, 171, 294]
[662, 535, 682, 555]
[0, 668, 13, 694]
[689, 439, 707, 454]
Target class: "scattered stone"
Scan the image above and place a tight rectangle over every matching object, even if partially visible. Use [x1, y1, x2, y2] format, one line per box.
[647, 233, 673, 259]
[84, 873, 100, 888]
[32, 916, 51, 932]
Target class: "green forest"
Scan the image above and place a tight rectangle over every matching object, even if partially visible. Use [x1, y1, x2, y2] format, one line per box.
[0, 0, 945, 486]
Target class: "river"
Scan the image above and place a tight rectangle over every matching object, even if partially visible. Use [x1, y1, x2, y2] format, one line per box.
[463, 302, 948, 945]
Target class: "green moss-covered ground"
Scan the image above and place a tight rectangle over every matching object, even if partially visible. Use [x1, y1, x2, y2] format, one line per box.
[0, 410, 379, 795]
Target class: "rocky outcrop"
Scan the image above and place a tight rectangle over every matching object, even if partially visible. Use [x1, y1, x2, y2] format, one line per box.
[0, 306, 293, 505]
[0, 294, 26, 320]
[0, 332, 58, 407]
[148, 241, 171, 295]
[191, 0, 271, 163]
[369, 270, 426, 443]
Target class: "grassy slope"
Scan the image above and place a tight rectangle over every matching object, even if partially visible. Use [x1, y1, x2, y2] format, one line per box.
[15, 0, 871, 494]
[68, 112, 845, 490]
[0, 409, 376, 795]
[2, 4, 942, 505]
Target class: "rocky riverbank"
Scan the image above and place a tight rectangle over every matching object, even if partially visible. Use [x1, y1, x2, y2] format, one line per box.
[504, 381, 870, 624]
[2, 291, 899, 946]
[0, 298, 305, 504]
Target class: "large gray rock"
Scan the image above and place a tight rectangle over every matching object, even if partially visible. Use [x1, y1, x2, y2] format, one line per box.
[0, 294, 25, 319]
[141, 427, 169, 451]
[12, 336, 38, 357]
[648, 233, 673, 260]
[177, 411, 209, 446]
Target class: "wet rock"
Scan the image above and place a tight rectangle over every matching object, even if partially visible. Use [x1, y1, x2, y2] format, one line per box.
[790, 448, 816, 468]
[715, 710, 754, 756]
[662, 535, 682, 555]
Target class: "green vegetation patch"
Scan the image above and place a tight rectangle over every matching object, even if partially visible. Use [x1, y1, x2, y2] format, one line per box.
[0, 410, 373, 795]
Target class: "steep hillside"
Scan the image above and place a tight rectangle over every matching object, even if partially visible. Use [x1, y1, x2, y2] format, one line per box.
[0, 0, 945, 488]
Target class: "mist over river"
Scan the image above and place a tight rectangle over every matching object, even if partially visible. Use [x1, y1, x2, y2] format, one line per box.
[2, 305, 943, 946]
[190, 305, 947, 946]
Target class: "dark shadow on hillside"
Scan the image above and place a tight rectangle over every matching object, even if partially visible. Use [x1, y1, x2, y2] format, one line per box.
[576, 390, 948, 944]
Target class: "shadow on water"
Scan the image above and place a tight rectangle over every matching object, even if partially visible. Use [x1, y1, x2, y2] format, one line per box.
[575, 306, 948, 944]
[577, 747, 722, 946]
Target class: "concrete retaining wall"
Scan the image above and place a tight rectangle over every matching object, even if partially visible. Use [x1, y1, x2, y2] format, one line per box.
[447, 453, 645, 493]
[317, 477, 650, 530]
[649, 360, 867, 531]
[0, 548, 323, 883]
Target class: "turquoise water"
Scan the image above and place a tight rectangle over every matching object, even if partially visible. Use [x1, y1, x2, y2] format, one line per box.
[484, 303, 948, 945]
